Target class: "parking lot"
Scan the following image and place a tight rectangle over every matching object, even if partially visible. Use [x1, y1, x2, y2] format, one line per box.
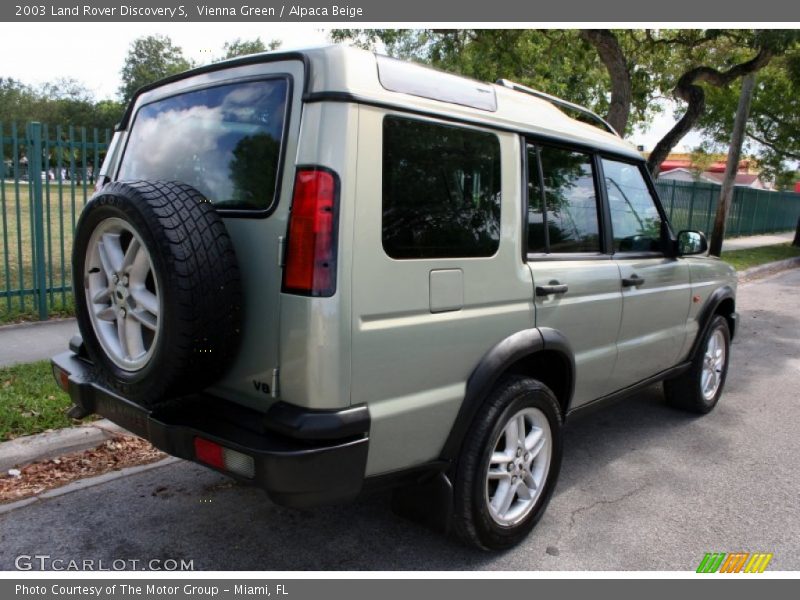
[1, 269, 798, 571]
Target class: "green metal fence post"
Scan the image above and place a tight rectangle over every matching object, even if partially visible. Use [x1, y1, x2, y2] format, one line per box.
[668, 180, 676, 221]
[69, 125, 76, 232]
[705, 186, 714, 235]
[43, 123, 54, 306]
[81, 126, 88, 205]
[765, 193, 772, 233]
[0, 121, 11, 312]
[56, 124, 66, 307]
[734, 189, 743, 236]
[12, 122, 24, 312]
[29, 122, 48, 320]
[687, 183, 696, 230]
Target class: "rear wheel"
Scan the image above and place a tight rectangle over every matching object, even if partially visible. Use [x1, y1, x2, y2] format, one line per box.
[453, 376, 563, 550]
[73, 180, 242, 407]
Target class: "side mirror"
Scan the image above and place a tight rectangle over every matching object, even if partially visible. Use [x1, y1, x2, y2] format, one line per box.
[677, 230, 708, 256]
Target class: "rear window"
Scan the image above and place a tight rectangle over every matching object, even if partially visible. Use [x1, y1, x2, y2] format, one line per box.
[118, 79, 288, 212]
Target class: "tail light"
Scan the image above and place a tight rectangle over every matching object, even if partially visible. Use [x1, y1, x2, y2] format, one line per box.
[194, 437, 255, 479]
[52, 364, 70, 392]
[282, 167, 339, 297]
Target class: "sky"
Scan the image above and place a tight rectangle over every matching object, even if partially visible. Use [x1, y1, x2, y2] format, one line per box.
[0, 23, 701, 152]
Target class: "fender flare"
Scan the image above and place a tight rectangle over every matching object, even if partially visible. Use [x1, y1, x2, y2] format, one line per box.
[689, 285, 737, 360]
[439, 327, 574, 462]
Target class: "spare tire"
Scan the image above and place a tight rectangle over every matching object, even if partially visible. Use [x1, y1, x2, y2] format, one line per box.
[73, 180, 242, 407]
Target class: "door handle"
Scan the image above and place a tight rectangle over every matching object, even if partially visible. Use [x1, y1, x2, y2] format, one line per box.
[535, 281, 569, 297]
[622, 274, 646, 287]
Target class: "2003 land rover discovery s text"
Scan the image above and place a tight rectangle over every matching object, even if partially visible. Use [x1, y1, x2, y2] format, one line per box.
[52, 45, 737, 550]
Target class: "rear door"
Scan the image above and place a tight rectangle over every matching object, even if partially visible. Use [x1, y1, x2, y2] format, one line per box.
[525, 142, 622, 407]
[115, 60, 304, 408]
[600, 156, 692, 388]
[351, 110, 533, 476]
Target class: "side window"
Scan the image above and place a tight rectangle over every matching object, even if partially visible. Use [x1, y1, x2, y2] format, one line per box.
[382, 116, 501, 259]
[527, 144, 601, 254]
[602, 158, 663, 253]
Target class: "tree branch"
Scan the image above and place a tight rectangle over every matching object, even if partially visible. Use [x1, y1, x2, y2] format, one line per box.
[646, 47, 774, 175]
[747, 131, 800, 160]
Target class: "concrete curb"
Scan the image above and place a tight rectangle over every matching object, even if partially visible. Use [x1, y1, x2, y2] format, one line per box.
[0, 419, 128, 472]
[0, 317, 76, 332]
[738, 256, 800, 281]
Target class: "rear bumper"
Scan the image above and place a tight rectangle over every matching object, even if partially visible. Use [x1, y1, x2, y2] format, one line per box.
[51, 349, 369, 508]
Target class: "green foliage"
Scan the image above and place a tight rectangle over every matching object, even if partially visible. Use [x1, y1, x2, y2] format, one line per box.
[119, 34, 193, 104]
[700, 45, 800, 184]
[0, 360, 75, 441]
[0, 77, 123, 130]
[218, 37, 281, 61]
[331, 29, 800, 174]
[332, 30, 618, 124]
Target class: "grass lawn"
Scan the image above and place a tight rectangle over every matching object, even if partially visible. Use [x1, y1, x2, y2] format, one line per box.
[0, 359, 80, 441]
[720, 242, 800, 272]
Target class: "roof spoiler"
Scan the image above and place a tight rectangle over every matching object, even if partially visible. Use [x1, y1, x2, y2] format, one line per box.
[495, 79, 620, 137]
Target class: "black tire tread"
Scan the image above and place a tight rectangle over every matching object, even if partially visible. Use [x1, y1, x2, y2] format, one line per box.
[73, 180, 242, 406]
[453, 375, 562, 550]
[664, 315, 730, 414]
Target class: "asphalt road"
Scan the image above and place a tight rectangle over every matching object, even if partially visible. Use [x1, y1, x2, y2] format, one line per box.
[1, 269, 798, 571]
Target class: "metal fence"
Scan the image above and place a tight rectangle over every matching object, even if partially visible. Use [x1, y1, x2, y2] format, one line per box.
[1, 121, 110, 321]
[654, 179, 800, 237]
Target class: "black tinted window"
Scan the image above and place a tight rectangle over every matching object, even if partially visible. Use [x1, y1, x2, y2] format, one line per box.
[529, 146, 600, 253]
[382, 116, 501, 259]
[119, 79, 288, 211]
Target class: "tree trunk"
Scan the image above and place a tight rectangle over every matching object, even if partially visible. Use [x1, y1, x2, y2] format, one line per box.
[709, 74, 756, 257]
[579, 30, 631, 135]
[646, 48, 772, 177]
[793, 217, 800, 247]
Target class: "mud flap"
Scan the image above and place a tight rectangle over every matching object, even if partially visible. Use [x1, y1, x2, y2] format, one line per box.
[390, 471, 454, 534]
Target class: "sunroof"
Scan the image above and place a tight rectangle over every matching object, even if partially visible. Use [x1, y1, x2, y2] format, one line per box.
[376, 54, 497, 112]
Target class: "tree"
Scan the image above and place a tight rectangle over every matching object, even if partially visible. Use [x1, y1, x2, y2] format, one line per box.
[0, 78, 37, 125]
[119, 35, 193, 104]
[219, 37, 281, 61]
[688, 147, 717, 180]
[578, 30, 631, 134]
[0, 76, 124, 143]
[699, 46, 800, 184]
[331, 29, 799, 178]
[644, 32, 780, 176]
[709, 74, 756, 257]
[331, 29, 627, 128]
[564, 30, 795, 175]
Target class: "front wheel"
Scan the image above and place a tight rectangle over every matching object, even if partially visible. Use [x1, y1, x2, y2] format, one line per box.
[664, 315, 731, 414]
[453, 376, 563, 550]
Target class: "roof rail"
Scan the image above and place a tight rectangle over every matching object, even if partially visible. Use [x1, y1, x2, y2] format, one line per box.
[495, 78, 620, 137]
